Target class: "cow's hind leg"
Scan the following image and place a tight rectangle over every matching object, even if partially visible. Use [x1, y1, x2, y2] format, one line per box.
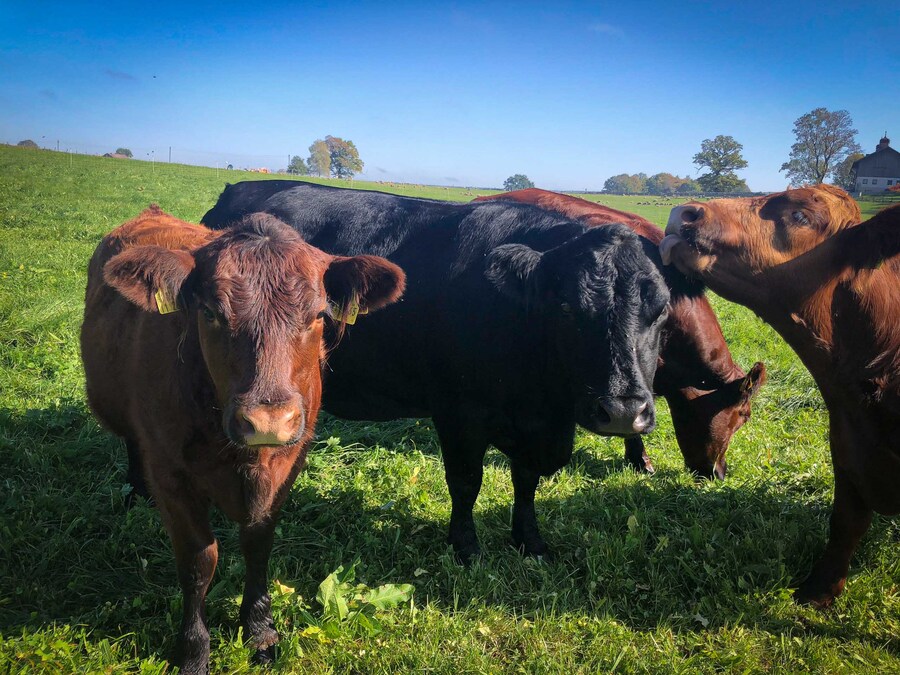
[624, 436, 655, 474]
[510, 460, 548, 557]
[795, 471, 872, 608]
[239, 520, 279, 665]
[433, 411, 488, 564]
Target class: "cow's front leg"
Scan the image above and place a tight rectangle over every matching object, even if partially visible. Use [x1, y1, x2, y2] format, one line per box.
[795, 470, 872, 608]
[434, 412, 487, 564]
[158, 492, 218, 675]
[624, 436, 655, 474]
[510, 460, 548, 557]
[239, 520, 279, 665]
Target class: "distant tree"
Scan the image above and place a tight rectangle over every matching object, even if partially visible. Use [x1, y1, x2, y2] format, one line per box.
[676, 177, 703, 194]
[602, 173, 647, 194]
[287, 155, 309, 175]
[115, 147, 133, 158]
[503, 174, 535, 191]
[325, 135, 363, 178]
[780, 108, 861, 185]
[307, 139, 331, 177]
[603, 174, 631, 193]
[832, 151, 865, 191]
[646, 172, 683, 195]
[693, 135, 749, 193]
[17, 139, 38, 149]
[696, 173, 749, 193]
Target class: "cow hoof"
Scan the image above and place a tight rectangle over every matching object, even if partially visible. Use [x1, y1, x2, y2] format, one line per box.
[251, 644, 277, 667]
[627, 457, 655, 474]
[452, 543, 482, 566]
[512, 534, 550, 559]
[794, 578, 842, 609]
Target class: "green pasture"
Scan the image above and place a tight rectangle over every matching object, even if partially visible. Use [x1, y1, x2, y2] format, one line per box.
[1, 145, 897, 673]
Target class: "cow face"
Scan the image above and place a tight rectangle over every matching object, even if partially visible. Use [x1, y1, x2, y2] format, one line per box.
[667, 362, 766, 479]
[103, 213, 405, 448]
[660, 185, 861, 282]
[486, 224, 669, 436]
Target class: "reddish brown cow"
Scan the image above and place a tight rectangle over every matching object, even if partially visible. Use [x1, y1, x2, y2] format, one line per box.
[661, 184, 900, 607]
[475, 189, 765, 478]
[81, 206, 404, 673]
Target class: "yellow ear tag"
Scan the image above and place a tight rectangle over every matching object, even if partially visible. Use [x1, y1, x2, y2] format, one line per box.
[329, 293, 364, 325]
[154, 287, 180, 314]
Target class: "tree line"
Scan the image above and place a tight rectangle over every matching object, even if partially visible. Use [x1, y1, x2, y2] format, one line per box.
[602, 107, 865, 195]
[288, 135, 363, 178]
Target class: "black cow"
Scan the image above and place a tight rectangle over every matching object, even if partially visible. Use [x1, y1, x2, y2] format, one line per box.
[202, 182, 670, 561]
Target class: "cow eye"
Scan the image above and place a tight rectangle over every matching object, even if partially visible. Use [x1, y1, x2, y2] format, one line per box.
[791, 210, 810, 225]
[200, 306, 217, 323]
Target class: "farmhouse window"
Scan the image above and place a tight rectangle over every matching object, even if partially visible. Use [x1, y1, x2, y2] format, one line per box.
[872, 179, 878, 185]
[889, 180, 894, 185]
[863, 179, 868, 184]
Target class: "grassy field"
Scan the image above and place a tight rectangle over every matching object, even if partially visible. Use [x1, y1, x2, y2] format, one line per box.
[1, 145, 897, 673]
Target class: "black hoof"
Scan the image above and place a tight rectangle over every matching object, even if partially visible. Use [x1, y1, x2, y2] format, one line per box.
[251, 644, 277, 667]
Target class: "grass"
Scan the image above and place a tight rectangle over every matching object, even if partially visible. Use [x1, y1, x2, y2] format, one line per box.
[1, 145, 898, 673]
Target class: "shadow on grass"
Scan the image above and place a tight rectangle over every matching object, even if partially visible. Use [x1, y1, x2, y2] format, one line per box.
[1, 405, 897, 659]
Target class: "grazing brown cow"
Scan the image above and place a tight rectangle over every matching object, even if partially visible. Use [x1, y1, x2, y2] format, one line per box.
[660, 184, 900, 607]
[81, 206, 404, 673]
[475, 189, 765, 478]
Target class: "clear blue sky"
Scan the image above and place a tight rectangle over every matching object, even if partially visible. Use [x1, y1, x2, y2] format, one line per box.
[1, 1, 897, 191]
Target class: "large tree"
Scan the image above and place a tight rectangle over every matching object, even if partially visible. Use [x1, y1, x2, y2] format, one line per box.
[693, 135, 749, 193]
[503, 174, 535, 191]
[287, 155, 309, 175]
[307, 139, 331, 177]
[832, 151, 865, 191]
[325, 135, 363, 178]
[780, 108, 861, 185]
[115, 147, 133, 158]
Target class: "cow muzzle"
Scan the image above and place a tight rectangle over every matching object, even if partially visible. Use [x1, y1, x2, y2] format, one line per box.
[591, 396, 655, 436]
[229, 397, 305, 447]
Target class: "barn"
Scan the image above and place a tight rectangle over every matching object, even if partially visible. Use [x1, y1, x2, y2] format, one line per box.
[852, 135, 900, 194]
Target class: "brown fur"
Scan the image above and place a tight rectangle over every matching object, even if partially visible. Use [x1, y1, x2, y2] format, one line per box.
[81, 207, 404, 672]
[663, 185, 900, 607]
[475, 188, 765, 477]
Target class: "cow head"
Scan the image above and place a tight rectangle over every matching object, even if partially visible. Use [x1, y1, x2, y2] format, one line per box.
[666, 362, 766, 479]
[102, 213, 405, 448]
[660, 185, 861, 286]
[486, 224, 669, 436]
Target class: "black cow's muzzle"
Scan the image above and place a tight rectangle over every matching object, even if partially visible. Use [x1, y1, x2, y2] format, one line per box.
[589, 396, 656, 436]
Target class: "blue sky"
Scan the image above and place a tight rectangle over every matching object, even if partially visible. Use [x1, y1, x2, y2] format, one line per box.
[1, 1, 897, 191]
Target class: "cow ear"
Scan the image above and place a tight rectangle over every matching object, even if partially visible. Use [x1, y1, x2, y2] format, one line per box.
[324, 255, 406, 314]
[485, 243, 543, 304]
[739, 362, 766, 401]
[103, 245, 195, 313]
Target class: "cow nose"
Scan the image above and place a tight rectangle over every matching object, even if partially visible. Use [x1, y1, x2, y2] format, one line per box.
[666, 205, 704, 235]
[232, 397, 304, 446]
[595, 397, 655, 436]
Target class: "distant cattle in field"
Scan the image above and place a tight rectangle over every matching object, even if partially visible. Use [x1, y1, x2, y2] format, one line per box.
[475, 189, 765, 478]
[661, 184, 900, 607]
[81, 206, 404, 673]
[202, 181, 670, 562]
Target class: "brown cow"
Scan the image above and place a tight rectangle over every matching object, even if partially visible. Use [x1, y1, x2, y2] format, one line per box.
[660, 184, 900, 607]
[81, 206, 404, 673]
[475, 189, 765, 478]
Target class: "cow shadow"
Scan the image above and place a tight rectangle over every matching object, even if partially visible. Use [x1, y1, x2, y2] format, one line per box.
[2, 403, 897, 658]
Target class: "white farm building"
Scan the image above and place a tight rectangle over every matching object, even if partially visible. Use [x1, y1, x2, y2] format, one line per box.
[852, 135, 900, 194]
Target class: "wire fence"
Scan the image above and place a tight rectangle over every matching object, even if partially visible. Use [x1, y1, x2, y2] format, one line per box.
[4, 137, 311, 176]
